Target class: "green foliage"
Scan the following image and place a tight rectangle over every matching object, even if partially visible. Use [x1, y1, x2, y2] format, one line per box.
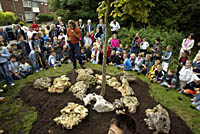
[48, 0, 101, 23]
[97, 0, 155, 23]
[118, 26, 185, 57]
[149, 0, 200, 37]
[37, 13, 55, 24]
[0, 11, 17, 26]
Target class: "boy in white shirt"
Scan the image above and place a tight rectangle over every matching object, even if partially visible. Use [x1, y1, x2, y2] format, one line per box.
[19, 57, 32, 76]
[140, 37, 149, 54]
[48, 51, 57, 69]
[179, 60, 193, 89]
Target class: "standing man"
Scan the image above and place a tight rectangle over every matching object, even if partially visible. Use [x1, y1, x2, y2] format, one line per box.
[85, 19, 93, 35]
[67, 20, 85, 69]
[110, 19, 120, 35]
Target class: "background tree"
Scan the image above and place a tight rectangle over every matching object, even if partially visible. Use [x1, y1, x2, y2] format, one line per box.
[97, 0, 156, 96]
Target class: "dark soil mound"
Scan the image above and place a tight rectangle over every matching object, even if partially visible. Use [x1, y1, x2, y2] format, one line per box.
[19, 70, 192, 134]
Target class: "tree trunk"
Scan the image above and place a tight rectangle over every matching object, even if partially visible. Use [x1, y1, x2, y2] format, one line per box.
[100, 0, 110, 96]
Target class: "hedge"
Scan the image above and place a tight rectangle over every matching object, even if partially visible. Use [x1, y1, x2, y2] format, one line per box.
[0, 11, 17, 26]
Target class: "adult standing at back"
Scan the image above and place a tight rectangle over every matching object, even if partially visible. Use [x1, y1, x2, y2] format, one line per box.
[110, 19, 120, 35]
[179, 33, 195, 59]
[96, 19, 105, 43]
[85, 19, 93, 35]
[67, 20, 85, 69]
[32, 21, 39, 32]
[55, 17, 66, 35]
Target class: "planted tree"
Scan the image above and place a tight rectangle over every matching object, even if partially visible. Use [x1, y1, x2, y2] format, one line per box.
[97, 0, 156, 96]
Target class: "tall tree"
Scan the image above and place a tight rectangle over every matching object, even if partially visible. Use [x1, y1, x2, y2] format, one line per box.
[97, 0, 156, 96]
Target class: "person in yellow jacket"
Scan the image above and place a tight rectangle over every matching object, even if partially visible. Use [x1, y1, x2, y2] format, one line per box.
[146, 60, 160, 79]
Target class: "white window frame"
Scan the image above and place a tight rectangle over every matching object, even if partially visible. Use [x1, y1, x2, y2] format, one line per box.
[0, 2, 3, 11]
[23, 0, 32, 7]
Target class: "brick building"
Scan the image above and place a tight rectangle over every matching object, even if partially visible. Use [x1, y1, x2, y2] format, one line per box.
[0, 0, 50, 22]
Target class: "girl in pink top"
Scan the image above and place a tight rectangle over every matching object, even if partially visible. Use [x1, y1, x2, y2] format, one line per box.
[111, 34, 119, 51]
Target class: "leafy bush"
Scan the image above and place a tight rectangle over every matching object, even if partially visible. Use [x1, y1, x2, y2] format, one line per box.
[118, 25, 185, 56]
[0, 11, 17, 26]
[37, 13, 55, 24]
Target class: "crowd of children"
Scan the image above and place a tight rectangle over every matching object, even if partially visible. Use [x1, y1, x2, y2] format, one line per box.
[0, 18, 200, 113]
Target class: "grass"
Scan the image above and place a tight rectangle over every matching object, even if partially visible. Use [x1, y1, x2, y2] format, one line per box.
[0, 63, 200, 134]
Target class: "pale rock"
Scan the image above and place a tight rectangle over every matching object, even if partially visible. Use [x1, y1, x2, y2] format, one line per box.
[76, 74, 96, 86]
[76, 68, 94, 75]
[144, 104, 171, 134]
[69, 81, 89, 100]
[96, 85, 101, 90]
[121, 96, 139, 114]
[118, 77, 134, 96]
[121, 72, 136, 82]
[53, 102, 88, 129]
[34, 77, 51, 89]
[48, 75, 71, 93]
[83, 93, 115, 113]
[107, 77, 121, 89]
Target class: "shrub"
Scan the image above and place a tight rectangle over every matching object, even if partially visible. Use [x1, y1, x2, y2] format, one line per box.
[0, 11, 17, 26]
[37, 13, 55, 24]
[118, 26, 185, 56]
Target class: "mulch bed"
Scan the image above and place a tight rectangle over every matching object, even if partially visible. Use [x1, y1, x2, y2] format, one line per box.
[19, 70, 192, 134]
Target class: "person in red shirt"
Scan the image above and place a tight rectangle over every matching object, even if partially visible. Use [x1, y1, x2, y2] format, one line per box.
[32, 21, 39, 32]
[67, 20, 85, 69]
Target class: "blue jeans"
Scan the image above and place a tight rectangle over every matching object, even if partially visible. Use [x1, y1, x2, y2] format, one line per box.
[0, 62, 14, 84]
[56, 53, 62, 61]
[30, 61, 39, 72]
[69, 43, 83, 68]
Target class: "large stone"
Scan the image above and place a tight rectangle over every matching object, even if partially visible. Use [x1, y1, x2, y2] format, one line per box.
[34, 77, 51, 89]
[107, 77, 121, 89]
[121, 96, 139, 114]
[118, 77, 134, 96]
[76, 74, 96, 86]
[121, 72, 136, 82]
[76, 68, 94, 75]
[48, 75, 71, 93]
[144, 104, 171, 134]
[53, 102, 88, 129]
[69, 81, 89, 100]
[83, 93, 115, 113]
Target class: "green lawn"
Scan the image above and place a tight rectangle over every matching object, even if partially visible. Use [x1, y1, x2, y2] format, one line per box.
[0, 63, 200, 134]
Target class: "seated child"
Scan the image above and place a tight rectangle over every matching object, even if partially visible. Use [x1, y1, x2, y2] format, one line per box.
[17, 34, 31, 60]
[118, 53, 132, 71]
[9, 55, 26, 80]
[114, 51, 122, 65]
[28, 46, 40, 72]
[141, 54, 152, 75]
[19, 57, 32, 76]
[161, 69, 177, 90]
[94, 28, 101, 42]
[85, 44, 92, 61]
[147, 60, 160, 79]
[109, 50, 116, 65]
[130, 53, 136, 67]
[91, 46, 99, 64]
[179, 60, 193, 89]
[11, 43, 21, 60]
[119, 44, 123, 54]
[54, 37, 62, 61]
[193, 54, 200, 74]
[151, 65, 165, 83]
[61, 45, 70, 64]
[179, 75, 200, 95]
[162, 45, 172, 72]
[191, 92, 200, 111]
[81, 47, 87, 62]
[48, 51, 58, 69]
[152, 46, 163, 62]
[177, 50, 189, 73]
[134, 53, 144, 73]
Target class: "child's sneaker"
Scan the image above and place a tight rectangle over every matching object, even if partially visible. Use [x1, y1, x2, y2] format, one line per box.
[35, 70, 39, 72]
[40, 68, 43, 71]
[197, 105, 200, 111]
[10, 83, 15, 86]
[192, 101, 200, 106]
[3, 84, 7, 88]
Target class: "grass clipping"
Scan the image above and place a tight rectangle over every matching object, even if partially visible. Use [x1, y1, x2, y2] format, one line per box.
[53, 102, 88, 129]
